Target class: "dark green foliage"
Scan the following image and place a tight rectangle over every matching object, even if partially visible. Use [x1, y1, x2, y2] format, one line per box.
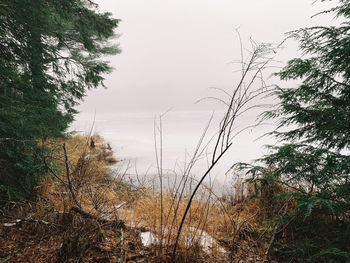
[0, 0, 119, 199]
[237, 0, 350, 261]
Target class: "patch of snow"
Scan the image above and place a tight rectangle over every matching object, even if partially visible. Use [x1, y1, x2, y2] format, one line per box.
[140, 231, 167, 247]
[187, 227, 226, 254]
[4, 222, 16, 227]
[141, 231, 158, 247]
[140, 227, 226, 254]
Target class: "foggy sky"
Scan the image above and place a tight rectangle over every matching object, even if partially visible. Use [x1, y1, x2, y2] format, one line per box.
[78, 0, 336, 114]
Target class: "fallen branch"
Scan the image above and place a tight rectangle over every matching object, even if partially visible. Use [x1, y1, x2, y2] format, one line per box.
[1, 213, 63, 228]
[71, 206, 126, 229]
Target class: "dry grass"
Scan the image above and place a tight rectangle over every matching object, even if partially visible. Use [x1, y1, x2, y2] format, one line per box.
[37, 134, 130, 215]
[0, 134, 290, 263]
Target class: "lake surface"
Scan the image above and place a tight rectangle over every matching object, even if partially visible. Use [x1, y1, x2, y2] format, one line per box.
[71, 110, 276, 185]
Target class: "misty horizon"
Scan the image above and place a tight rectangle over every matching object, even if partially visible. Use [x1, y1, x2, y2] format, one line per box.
[78, 0, 336, 114]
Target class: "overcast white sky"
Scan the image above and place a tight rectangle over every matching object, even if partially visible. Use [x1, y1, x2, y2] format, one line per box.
[78, 0, 336, 113]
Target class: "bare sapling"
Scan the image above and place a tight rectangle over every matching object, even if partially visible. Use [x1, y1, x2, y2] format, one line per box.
[171, 36, 279, 261]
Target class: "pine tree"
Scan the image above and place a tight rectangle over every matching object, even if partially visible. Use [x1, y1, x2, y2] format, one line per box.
[0, 0, 120, 199]
[240, 1, 350, 261]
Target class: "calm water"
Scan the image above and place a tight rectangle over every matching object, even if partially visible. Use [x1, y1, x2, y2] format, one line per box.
[71, 110, 276, 184]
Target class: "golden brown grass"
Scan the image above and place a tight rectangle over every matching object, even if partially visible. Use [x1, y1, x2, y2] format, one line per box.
[0, 134, 290, 263]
